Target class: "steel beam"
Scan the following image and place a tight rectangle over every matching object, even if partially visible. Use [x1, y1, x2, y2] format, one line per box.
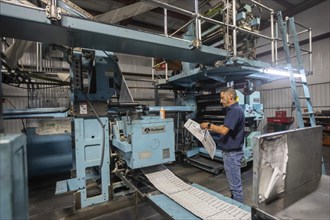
[0, 1, 228, 66]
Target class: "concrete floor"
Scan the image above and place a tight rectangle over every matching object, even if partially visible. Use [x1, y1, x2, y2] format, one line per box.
[28, 146, 330, 219]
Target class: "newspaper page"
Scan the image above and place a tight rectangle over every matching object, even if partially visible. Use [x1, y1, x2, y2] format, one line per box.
[184, 119, 216, 159]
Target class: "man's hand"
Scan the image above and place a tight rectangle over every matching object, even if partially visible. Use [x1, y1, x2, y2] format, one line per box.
[200, 122, 209, 129]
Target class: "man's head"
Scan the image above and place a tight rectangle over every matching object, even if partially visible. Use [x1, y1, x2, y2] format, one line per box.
[220, 87, 237, 107]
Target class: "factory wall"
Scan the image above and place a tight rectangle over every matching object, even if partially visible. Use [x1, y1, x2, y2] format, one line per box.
[117, 53, 175, 107]
[2, 85, 28, 134]
[255, 1, 330, 131]
[2, 83, 70, 134]
[257, 37, 330, 131]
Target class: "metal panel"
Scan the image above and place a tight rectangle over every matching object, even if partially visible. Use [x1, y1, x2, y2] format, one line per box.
[125, 116, 175, 169]
[252, 126, 323, 206]
[0, 134, 28, 220]
[25, 121, 72, 176]
[252, 175, 330, 220]
[74, 117, 110, 208]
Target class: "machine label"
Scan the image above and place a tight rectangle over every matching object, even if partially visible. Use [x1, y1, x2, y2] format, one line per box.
[80, 103, 88, 114]
[139, 151, 152, 159]
[142, 125, 166, 134]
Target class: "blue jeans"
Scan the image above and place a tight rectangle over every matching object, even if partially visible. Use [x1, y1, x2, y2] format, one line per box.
[223, 151, 244, 203]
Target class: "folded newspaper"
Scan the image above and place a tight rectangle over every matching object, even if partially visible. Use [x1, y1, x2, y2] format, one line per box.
[184, 119, 216, 159]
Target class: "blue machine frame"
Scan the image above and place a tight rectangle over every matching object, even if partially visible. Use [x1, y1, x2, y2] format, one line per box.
[112, 116, 176, 169]
[73, 117, 110, 208]
[0, 134, 29, 220]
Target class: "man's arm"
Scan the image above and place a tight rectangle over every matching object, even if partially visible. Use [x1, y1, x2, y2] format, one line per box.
[200, 122, 230, 135]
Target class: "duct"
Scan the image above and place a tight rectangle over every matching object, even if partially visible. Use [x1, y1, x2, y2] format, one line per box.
[95, 0, 175, 24]
[0, 61, 3, 134]
[119, 75, 135, 104]
[3, 40, 33, 69]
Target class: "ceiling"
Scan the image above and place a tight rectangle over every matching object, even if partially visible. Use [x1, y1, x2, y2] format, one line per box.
[65, 0, 326, 36]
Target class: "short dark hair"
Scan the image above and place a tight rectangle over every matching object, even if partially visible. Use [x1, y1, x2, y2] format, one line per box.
[221, 87, 237, 100]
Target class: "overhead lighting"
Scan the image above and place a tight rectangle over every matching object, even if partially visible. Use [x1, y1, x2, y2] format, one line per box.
[263, 68, 301, 78]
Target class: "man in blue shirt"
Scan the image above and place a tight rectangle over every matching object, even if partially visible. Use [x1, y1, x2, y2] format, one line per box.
[200, 87, 245, 203]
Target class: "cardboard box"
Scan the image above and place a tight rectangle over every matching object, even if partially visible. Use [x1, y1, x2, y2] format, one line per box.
[323, 134, 330, 146]
[275, 111, 287, 118]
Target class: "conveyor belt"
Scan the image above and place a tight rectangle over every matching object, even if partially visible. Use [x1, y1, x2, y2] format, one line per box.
[142, 165, 250, 220]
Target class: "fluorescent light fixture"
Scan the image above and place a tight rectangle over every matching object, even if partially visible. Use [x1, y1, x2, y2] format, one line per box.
[263, 68, 301, 78]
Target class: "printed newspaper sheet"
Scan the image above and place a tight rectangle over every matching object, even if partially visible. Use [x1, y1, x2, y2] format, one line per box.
[184, 119, 216, 159]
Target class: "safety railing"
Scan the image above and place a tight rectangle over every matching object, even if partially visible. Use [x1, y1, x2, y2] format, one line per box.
[146, 0, 278, 80]
[274, 18, 312, 74]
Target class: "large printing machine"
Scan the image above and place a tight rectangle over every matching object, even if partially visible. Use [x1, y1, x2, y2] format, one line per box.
[1, 47, 252, 218]
[1, 0, 328, 219]
[180, 88, 264, 174]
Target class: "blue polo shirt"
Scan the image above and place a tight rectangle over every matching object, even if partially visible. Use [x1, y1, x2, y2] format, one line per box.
[218, 102, 245, 152]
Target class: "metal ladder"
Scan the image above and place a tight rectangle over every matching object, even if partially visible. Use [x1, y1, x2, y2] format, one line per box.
[277, 12, 327, 175]
[276, 11, 315, 128]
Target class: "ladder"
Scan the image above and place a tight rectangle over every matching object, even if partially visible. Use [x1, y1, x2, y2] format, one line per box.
[276, 11, 316, 128]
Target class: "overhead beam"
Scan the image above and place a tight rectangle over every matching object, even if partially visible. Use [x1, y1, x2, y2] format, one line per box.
[0, 1, 232, 66]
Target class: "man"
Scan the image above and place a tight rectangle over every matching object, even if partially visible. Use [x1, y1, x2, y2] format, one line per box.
[200, 87, 245, 203]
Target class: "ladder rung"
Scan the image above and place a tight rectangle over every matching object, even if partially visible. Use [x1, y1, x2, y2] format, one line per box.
[301, 112, 314, 115]
[298, 96, 310, 99]
[295, 81, 307, 84]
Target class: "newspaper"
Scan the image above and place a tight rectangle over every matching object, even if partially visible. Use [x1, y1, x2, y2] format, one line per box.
[184, 119, 216, 159]
[143, 165, 251, 220]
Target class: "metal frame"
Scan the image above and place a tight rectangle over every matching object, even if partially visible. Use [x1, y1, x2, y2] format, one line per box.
[73, 117, 110, 208]
[252, 126, 325, 219]
[145, 0, 276, 61]
[0, 134, 28, 219]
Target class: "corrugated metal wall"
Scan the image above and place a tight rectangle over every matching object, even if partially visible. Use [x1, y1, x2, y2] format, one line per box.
[258, 37, 330, 130]
[118, 53, 175, 107]
[2, 84, 28, 134]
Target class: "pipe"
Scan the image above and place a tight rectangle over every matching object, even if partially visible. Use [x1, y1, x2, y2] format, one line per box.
[271, 11, 275, 63]
[233, 0, 237, 58]
[164, 8, 168, 37]
[36, 42, 39, 72]
[309, 28, 312, 72]
[289, 29, 309, 37]
[199, 16, 273, 41]
[194, 0, 201, 45]
[161, 7, 169, 80]
[151, 57, 155, 81]
[293, 20, 310, 29]
[226, 0, 229, 52]
[0, 60, 4, 134]
[275, 21, 278, 64]
[165, 62, 168, 80]
[169, 19, 194, 37]
[251, 0, 274, 12]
